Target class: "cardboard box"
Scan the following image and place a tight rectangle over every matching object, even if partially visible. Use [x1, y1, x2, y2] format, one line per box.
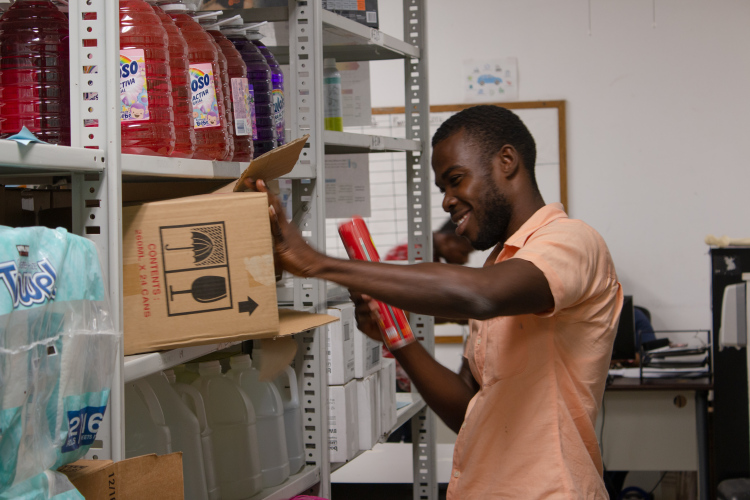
[322, 0, 378, 29]
[121, 136, 337, 355]
[327, 302, 355, 385]
[328, 380, 359, 463]
[354, 327, 381, 378]
[356, 372, 380, 451]
[379, 357, 397, 436]
[58, 453, 184, 500]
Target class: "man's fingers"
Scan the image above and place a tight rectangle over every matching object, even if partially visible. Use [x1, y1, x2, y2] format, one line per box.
[243, 177, 259, 192]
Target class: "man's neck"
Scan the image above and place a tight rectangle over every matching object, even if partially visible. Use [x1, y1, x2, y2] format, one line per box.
[485, 194, 546, 265]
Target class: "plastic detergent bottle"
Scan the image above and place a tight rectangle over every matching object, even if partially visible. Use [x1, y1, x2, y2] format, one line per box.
[124, 381, 172, 458]
[119, 0, 176, 156]
[323, 58, 343, 131]
[246, 23, 284, 145]
[163, 3, 230, 161]
[226, 25, 276, 157]
[194, 11, 235, 161]
[165, 370, 222, 500]
[0, 0, 70, 145]
[206, 17, 255, 161]
[193, 361, 263, 500]
[147, 1, 195, 158]
[227, 355, 290, 487]
[144, 372, 212, 500]
[253, 348, 305, 474]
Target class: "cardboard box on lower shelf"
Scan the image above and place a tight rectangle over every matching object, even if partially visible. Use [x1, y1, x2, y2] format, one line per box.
[121, 136, 337, 356]
[58, 453, 183, 500]
[327, 302, 355, 385]
[329, 380, 359, 463]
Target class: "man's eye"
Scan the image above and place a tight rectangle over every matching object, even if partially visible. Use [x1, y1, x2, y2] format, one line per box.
[450, 176, 461, 186]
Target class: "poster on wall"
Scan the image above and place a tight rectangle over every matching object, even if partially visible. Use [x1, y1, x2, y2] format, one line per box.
[325, 154, 371, 219]
[463, 57, 518, 102]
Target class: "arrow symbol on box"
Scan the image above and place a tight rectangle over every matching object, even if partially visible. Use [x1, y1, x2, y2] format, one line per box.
[238, 297, 258, 315]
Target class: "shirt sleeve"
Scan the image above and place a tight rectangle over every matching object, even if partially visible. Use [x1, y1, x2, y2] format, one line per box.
[512, 221, 606, 317]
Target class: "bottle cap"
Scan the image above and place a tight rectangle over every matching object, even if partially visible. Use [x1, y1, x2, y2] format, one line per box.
[230, 354, 253, 368]
[198, 360, 223, 375]
[324, 58, 337, 69]
[244, 21, 267, 40]
[161, 3, 188, 12]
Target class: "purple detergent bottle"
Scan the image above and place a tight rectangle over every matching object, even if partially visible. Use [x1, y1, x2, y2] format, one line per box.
[223, 23, 276, 157]
[245, 23, 284, 145]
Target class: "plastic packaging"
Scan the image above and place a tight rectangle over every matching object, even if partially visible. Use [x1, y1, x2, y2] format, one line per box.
[148, 2, 196, 158]
[323, 58, 343, 132]
[119, 0, 176, 156]
[193, 361, 263, 500]
[195, 11, 235, 161]
[169, 370, 221, 500]
[164, 3, 230, 161]
[145, 372, 215, 500]
[227, 24, 276, 157]
[253, 349, 305, 474]
[0, 227, 119, 498]
[246, 23, 285, 145]
[227, 355, 290, 487]
[338, 217, 416, 350]
[206, 16, 254, 161]
[0, 0, 70, 145]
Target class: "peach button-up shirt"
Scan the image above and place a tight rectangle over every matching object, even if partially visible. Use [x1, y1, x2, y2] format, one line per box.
[448, 203, 622, 499]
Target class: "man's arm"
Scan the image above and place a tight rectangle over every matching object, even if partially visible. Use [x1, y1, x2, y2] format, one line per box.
[353, 293, 479, 433]
[259, 182, 554, 319]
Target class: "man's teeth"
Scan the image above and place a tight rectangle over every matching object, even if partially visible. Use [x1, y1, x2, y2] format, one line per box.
[458, 214, 468, 225]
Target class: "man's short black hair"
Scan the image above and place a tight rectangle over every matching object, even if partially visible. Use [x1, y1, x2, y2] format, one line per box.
[432, 105, 538, 185]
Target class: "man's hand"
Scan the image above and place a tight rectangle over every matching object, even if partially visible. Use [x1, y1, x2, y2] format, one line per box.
[244, 178, 328, 277]
[350, 291, 383, 343]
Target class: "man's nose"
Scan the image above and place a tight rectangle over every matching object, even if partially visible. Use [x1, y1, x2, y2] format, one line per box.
[442, 192, 457, 213]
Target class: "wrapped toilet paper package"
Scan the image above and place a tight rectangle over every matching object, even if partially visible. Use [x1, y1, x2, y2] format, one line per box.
[0, 227, 120, 499]
[338, 217, 416, 351]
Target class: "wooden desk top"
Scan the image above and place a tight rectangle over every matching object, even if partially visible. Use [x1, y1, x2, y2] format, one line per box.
[606, 376, 713, 392]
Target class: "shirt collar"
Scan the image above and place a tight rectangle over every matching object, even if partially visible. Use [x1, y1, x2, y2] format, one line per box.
[503, 203, 568, 249]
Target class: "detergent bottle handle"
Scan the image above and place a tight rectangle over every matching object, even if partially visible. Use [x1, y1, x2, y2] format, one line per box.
[173, 383, 210, 434]
[285, 365, 299, 408]
[134, 379, 166, 425]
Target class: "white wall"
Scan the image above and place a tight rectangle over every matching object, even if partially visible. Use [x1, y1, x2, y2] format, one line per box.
[369, 0, 750, 331]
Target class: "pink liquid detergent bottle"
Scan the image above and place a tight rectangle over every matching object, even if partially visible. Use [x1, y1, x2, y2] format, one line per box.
[0, 0, 70, 145]
[148, 0, 196, 159]
[206, 15, 254, 162]
[119, 0, 176, 157]
[164, 3, 229, 161]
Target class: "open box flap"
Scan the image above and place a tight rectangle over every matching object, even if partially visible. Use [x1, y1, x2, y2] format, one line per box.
[212, 134, 310, 195]
[278, 308, 338, 336]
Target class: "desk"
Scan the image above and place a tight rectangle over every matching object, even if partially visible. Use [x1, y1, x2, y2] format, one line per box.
[600, 377, 711, 499]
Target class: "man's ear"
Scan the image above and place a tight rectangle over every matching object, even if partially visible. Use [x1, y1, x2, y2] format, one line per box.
[493, 144, 521, 179]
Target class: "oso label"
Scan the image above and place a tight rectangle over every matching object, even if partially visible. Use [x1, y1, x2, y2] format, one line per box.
[120, 49, 149, 122]
[190, 63, 221, 129]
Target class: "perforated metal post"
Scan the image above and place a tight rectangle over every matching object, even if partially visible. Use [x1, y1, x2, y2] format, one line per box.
[404, 0, 437, 498]
[69, 0, 124, 462]
[288, 0, 331, 497]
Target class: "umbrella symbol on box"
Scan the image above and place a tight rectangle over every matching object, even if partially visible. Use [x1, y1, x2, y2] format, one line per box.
[169, 275, 227, 303]
[165, 230, 223, 265]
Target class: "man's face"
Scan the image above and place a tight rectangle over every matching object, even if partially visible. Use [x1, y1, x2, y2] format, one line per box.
[432, 130, 513, 251]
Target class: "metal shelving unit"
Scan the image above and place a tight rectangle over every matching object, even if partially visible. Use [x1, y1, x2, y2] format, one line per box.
[0, 0, 433, 498]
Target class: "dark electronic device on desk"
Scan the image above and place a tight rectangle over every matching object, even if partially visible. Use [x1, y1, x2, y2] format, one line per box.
[611, 295, 636, 363]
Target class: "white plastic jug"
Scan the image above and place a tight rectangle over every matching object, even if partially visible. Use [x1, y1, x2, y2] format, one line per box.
[167, 370, 221, 500]
[124, 381, 171, 458]
[253, 349, 305, 474]
[193, 360, 263, 500]
[227, 355, 290, 487]
[145, 372, 212, 500]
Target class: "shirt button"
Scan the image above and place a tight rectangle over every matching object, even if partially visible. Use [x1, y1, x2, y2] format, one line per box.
[476, 337, 482, 345]
[454, 471, 460, 478]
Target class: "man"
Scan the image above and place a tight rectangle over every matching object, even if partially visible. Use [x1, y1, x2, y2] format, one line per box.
[247, 105, 622, 499]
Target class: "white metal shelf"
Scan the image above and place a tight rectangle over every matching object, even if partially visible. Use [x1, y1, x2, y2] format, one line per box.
[267, 8, 420, 65]
[0, 139, 105, 176]
[123, 341, 242, 383]
[121, 154, 244, 180]
[248, 465, 320, 500]
[330, 393, 426, 472]
[324, 131, 421, 155]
